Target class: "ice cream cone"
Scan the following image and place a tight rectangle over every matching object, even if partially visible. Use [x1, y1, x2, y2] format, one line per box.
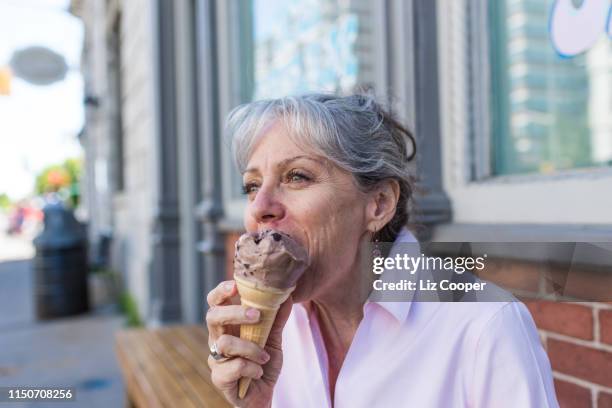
[234, 274, 294, 399]
[232, 229, 308, 399]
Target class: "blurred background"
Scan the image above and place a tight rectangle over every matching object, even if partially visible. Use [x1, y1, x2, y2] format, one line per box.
[0, 0, 610, 407]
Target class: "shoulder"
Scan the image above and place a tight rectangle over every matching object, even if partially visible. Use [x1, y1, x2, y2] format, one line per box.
[445, 301, 540, 345]
[417, 301, 557, 406]
[409, 300, 522, 337]
[404, 300, 540, 363]
[444, 302, 557, 406]
[468, 301, 546, 366]
[441, 301, 541, 350]
[447, 301, 533, 335]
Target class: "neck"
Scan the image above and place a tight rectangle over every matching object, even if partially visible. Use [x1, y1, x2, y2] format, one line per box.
[307, 270, 367, 405]
[308, 245, 373, 332]
[304, 234, 377, 404]
[309, 292, 364, 339]
[307, 236, 374, 351]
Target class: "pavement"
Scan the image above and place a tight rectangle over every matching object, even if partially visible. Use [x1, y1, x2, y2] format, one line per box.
[0, 232, 126, 408]
[0, 232, 34, 263]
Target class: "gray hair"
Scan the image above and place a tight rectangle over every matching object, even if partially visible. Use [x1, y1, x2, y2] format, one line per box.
[227, 93, 416, 242]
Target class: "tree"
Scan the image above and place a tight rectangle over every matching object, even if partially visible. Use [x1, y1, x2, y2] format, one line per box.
[35, 157, 83, 207]
[0, 193, 11, 210]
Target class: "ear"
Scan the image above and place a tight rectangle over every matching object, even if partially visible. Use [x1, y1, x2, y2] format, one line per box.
[365, 179, 400, 234]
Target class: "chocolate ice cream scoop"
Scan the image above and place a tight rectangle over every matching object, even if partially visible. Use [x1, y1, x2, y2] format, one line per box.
[233, 230, 309, 289]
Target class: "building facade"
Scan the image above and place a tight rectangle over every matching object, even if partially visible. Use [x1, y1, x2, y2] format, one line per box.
[72, 0, 612, 405]
[72, 0, 161, 323]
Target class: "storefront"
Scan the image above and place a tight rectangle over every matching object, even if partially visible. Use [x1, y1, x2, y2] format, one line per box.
[74, 1, 612, 404]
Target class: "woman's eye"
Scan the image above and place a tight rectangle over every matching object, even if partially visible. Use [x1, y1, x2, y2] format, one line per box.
[241, 182, 259, 195]
[286, 171, 310, 183]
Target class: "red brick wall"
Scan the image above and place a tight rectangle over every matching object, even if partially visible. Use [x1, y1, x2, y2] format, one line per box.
[224, 234, 612, 407]
[480, 259, 612, 408]
[524, 301, 612, 408]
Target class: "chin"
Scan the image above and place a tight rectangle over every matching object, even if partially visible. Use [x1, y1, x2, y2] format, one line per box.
[291, 272, 315, 303]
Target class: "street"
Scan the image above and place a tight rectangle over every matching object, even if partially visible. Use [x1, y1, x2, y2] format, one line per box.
[0, 233, 125, 408]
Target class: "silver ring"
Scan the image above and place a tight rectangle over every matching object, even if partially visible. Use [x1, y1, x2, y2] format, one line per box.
[210, 341, 227, 361]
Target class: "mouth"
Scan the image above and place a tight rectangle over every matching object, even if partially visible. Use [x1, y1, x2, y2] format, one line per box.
[256, 228, 309, 255]
[256, 228, 292, 242]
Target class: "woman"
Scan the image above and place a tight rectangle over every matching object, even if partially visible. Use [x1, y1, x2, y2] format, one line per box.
[206, 94, 559, 407]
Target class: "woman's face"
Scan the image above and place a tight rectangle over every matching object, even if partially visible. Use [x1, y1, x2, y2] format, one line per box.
[242, 121, 371, 301]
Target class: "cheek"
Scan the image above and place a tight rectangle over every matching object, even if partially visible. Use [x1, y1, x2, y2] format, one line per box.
[243, 206, 258, 233]
[294, 188, 366, 261]
[287, 195, 342, 246]
[292, 204, 364, 301]
[292, 183, 363, 224]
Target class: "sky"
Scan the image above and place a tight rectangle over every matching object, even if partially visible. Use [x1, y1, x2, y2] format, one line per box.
[0, 0, 84, 200]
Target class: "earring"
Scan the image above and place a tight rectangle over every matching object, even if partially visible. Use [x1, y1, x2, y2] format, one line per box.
[372, 228, 381, 258]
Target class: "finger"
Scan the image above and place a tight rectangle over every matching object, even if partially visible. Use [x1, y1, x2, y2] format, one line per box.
[206, 305, 261, 340]
[215, 334, 270, 364]
[207, 280, 237, 307]
[207, 354, 234, 371]
[210, 358, 264, 390]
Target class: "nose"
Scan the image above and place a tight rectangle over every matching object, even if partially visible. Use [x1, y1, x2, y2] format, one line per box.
[249, 184, 286, 226]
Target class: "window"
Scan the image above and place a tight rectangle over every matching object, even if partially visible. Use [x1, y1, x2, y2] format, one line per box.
[490, 0, 612, 176]
[243, 0, 381, 100]
[216, 0, 388, 220]
[437, 0, 612, 225]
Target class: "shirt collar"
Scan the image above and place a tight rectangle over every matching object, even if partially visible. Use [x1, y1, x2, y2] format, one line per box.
[366, 227, 420, 323]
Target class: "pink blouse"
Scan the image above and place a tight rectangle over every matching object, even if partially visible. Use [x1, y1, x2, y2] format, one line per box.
[271, 230, 559, 407]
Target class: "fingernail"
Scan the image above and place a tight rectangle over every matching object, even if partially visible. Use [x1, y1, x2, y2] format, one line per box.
[224, 282, 233, 292]
[260, 352, 270, 363]
[246, 308, 259, 320]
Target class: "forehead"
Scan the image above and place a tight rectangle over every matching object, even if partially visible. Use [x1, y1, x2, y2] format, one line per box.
[247, 121, 318, 166]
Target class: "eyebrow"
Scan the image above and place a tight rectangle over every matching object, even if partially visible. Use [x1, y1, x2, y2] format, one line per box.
[243, 155, 326, 175]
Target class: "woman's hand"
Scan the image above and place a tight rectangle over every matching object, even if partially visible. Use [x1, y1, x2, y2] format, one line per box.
[206, 280, 293, 407]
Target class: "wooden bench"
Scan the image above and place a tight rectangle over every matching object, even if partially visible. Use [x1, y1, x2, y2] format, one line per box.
[115, 325, 231, 408]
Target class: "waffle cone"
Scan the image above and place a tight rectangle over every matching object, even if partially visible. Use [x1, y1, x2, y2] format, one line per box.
[234, 275, 294, 399]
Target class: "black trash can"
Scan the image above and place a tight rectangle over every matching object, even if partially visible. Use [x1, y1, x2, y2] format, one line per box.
[33, 203, 89, 319]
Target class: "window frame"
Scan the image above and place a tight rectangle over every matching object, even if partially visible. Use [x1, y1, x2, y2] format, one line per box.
[215, 0, 246, 222]
[437, 0, 612, 226]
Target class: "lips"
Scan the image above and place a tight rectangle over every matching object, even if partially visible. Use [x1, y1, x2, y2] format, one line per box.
[256, 227, 307, 255]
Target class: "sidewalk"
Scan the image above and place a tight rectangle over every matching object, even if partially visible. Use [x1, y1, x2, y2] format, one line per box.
[0, 233, 34, 263]
[0, 234, 126, 408]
